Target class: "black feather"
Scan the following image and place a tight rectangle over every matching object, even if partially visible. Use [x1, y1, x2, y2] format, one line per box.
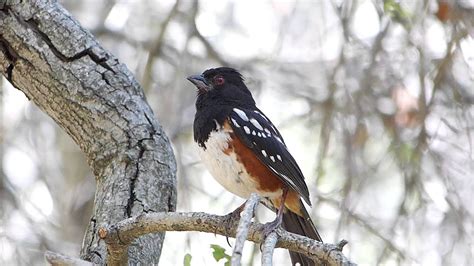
[229, 108, 311, 205]
[193, 68, 257, 148]
[283, 204, 323, 266]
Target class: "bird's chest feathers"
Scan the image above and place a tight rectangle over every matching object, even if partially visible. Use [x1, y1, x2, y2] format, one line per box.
[198, 126, 260, 199]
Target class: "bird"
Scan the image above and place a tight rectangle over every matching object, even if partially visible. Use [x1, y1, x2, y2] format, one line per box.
[187, 67, 323, 266]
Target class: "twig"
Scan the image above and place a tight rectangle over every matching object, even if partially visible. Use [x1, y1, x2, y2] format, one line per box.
[189, 0, 231, 66]
[141, 0, 181, 91]
[44, 251, 92, 266]
[319, 195, 405, 259]
[231, 193, 260, 266]
[99, 211, 355, 266]
[337, 239, 349, 251]
[261, 232, 278, 266]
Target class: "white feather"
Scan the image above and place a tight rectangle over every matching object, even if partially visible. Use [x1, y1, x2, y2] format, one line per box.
[250, 118, 263, 130]
[198, 126, 281, 199]
[233, 108, 249, 121]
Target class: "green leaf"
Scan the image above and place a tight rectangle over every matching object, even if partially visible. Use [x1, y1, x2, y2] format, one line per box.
[210, 244, 231, 263]
[210, 244, 226, 261]
[183, 253, 192, 266]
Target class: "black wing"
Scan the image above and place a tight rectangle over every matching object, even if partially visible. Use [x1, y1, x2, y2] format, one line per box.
[229, 107, 311, 205]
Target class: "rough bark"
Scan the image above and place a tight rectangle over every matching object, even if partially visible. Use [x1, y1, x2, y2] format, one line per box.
[100, 212, 355, 266]
[0, 0, 177, 264]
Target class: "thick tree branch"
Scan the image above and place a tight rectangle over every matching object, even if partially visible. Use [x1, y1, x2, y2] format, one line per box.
[99, 212, 355, 266]
[0, 0, 176, 264]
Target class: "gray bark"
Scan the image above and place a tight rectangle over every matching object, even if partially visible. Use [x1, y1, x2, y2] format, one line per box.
[100, 212, 355, 266]
[0, 0, 177, 264]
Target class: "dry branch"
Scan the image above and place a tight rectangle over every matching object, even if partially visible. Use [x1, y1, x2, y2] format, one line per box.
[261, 232, 278, 266]
[44, 251, 92, 266]
[99, 211, 356, 266]
[231, 193, 260, 266]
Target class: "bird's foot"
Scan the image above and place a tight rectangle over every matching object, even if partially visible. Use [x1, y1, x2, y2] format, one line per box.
[261, 216, 282, 239]
[220, 203, 246, 247]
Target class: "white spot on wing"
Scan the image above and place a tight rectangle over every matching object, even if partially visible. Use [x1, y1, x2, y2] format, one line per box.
[250, 118, 263, 130]
[257, 132, 262, 137]
[254, 110, 269, 121]
[252, 130, 256, 135]
[233, 108, 249, 121]
[231, 118, 240, 128]
[261, 150, 267, 157]
[264, 128, 271, 136]
[277, 154, 282, 161]
[270, 156, 275, 162]
[243, 126, 250, 134]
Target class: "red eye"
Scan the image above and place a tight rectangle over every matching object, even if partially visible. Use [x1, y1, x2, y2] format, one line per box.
[214, 76, 225, 85]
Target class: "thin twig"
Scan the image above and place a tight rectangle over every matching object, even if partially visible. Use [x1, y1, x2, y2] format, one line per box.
[261, 232, 278, 266]
[189, 0, 230, 66]
[231, 193, 260, 266]
[141, 0, 181, 91]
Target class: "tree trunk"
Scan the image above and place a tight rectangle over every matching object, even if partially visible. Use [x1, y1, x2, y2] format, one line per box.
[0, 0, 177, 264]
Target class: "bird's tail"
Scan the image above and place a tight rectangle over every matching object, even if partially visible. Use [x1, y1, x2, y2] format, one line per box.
[282, 201, 322, 266]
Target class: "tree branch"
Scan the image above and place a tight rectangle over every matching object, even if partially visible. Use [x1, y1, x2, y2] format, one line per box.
[231, 193, 259, 266]
[99, 211, 355, 266]
[44, 251, 92, 266]
[261, 232, 278, 266]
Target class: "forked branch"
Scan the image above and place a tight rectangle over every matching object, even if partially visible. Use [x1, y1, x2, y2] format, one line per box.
[99, 199, 355, 266]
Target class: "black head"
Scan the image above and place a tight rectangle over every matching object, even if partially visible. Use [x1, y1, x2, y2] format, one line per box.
[187, 67, 256, 110]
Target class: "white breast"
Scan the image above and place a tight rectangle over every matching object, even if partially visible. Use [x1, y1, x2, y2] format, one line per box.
[198, 125, 281, 199]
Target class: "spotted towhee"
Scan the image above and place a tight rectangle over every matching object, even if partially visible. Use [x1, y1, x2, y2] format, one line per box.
[188, 67, 322, 266]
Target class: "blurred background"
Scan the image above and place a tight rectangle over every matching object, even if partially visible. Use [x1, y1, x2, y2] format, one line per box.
[1, 0, 473, 265]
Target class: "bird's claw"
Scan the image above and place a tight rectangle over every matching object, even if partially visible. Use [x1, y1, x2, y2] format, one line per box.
[261, 218, 281, 239]
[220, 208, 242, 247]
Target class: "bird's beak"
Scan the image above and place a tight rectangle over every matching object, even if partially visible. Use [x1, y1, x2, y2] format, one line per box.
[187, 74, 210, 92]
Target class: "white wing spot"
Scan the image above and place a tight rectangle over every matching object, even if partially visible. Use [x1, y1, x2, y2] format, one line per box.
[243, 126, 251, 134]
[250, 118, 263, 130]
[252, 130, 256, 136]
[231, 118, 240, 128]
[261, 150, 268, 157]
[254, 110, 269, 121]
[257, 132, 262, 137]
[233, 108, 249, 121]
[277, 154, 282, 161]
[264, 128, 271, 136]
[270, 156, 275, 162]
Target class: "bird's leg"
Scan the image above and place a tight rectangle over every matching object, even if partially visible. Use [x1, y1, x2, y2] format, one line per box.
[220, 201, 248, 247]
[262, 187, 289, 238]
